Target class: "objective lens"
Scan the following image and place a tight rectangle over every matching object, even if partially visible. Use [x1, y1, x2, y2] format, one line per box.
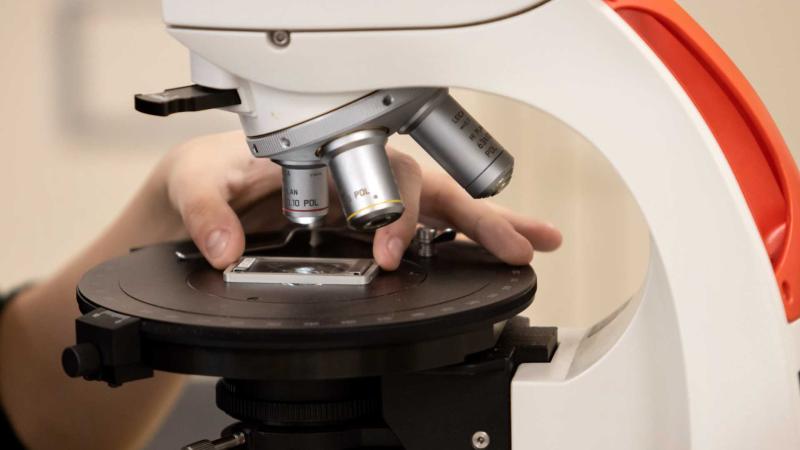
[400, 90, 514, 198]
[320, 129, 405, 231]
[279, 163, 329, 226]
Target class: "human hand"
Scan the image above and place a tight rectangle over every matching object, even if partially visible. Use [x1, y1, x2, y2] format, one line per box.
[159, 130, 562, 270]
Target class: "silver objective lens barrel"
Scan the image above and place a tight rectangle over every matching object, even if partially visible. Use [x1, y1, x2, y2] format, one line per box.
[279, 163, 329, 226]
[400, 90, 514, 198]
[320, 129, 405, 231]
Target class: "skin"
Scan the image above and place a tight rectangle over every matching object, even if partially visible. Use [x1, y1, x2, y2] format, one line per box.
[0, 130, 561, 450]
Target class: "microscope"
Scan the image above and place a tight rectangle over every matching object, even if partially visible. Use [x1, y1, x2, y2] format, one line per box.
[62, 0, 800, 449]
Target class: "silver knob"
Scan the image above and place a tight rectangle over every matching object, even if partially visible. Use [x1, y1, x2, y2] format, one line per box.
[415, 227, 457, 257]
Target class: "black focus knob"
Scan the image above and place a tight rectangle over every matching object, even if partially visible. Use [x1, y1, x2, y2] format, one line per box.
[62, 343, 101, 378]
[134, 84, 241, 117]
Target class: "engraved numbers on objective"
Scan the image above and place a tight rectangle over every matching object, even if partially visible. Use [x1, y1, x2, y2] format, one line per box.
[287, 187, 322, 209]
[451, 109, 501, 159]
[285, 168, 325, 211]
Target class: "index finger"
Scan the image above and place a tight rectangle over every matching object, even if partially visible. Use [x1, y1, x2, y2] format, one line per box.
[419, 171, 561, 264]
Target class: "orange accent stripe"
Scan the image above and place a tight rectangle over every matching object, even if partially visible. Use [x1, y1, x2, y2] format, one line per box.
[605, 0, 800, 322]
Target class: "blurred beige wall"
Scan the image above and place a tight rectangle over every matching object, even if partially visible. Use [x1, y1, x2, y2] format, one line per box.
[1, 0, 798, 327]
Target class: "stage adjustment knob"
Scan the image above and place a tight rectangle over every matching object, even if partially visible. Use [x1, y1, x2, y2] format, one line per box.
[62, 343, 101, 378]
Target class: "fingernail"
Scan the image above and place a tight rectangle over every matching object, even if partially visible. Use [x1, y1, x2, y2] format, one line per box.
[387, 236, 405, 261]
[205, 229, 230, 259]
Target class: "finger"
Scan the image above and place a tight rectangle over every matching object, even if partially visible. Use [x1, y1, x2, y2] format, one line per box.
[489, 204, 563, 252]
[419, 173, 535, 265]
[171, 182, 246, 270]
[171, 130, 284, 213]
[372, 150, 423, 270]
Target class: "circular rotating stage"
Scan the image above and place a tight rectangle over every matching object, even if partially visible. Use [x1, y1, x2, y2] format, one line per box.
[77, 229, 536, 380]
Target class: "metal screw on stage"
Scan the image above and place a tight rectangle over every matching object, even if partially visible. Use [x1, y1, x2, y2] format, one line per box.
[415, 227, 457, 257]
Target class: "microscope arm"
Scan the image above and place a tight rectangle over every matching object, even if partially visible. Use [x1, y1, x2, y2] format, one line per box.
[606, 0, 800, 323]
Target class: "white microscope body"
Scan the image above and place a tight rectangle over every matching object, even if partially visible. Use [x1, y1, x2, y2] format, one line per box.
[153, 0, 800, 448]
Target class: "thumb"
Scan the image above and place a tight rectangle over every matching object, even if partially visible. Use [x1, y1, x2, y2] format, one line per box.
[176, 188, 246, 269]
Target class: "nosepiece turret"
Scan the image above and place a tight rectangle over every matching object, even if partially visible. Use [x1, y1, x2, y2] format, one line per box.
[135, 86, 514, 232]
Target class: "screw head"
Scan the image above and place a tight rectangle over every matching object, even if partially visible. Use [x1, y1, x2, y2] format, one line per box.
[471, 431, 490, 449]
[271, 30, 291, 47]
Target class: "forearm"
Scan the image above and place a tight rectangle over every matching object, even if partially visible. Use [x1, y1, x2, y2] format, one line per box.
[0, 167, 187, 450]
